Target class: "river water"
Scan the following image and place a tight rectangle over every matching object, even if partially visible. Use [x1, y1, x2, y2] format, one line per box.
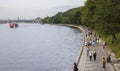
[0, 23, 83, 71]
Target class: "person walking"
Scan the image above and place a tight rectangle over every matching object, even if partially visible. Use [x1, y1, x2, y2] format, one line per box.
[72, 63, 78, 71]
[102, 57, 106, 69]
[86, 47, 90, 56]
[103, 42, 107, 49]
[89, 52, 92, 61]
[107, 55, 111, 63]
[93, 51, 97, 61]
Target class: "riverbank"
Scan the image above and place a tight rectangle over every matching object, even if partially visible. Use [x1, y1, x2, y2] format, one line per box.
[60, 24, 120, 71]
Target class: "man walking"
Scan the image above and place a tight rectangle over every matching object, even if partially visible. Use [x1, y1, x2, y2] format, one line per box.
[93, 51, 97, 61]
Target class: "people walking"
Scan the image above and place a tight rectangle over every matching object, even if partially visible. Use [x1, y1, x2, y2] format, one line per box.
[72, 63, 78, 71]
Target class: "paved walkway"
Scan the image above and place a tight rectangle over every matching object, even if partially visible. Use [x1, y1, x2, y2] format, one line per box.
[77, 28, 115, 71]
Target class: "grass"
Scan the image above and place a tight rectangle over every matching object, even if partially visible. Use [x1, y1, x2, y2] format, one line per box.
[100, 33, 120, 58]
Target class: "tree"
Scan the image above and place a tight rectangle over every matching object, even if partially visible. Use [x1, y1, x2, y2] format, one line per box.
[81, 0, 96, 27]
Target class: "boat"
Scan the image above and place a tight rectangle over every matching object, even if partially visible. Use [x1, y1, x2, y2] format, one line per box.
[9, 22, 18, 28]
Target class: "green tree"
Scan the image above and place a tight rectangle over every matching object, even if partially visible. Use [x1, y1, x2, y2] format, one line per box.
[81, 0, 96, 27]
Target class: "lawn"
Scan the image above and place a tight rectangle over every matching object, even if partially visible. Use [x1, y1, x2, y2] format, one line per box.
[101, 33, 120, 58]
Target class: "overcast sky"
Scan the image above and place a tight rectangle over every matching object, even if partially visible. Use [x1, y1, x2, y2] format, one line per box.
[0, 0, 86, 19]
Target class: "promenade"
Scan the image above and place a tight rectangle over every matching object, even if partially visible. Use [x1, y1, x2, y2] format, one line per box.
[61, 24, 119, 71]
[77, 27, 115, 71]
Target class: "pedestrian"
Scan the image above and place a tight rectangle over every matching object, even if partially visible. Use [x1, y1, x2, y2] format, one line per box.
[93, 51, 97, 61]
[86, 47, 90, 56]
[89, 52, 92, 61]
[86, 34, 87, 38]
[107, 55, 111, 63]
[96, 39, 99, 44]
[102, 57, 106, 69]
[85, 41, 88, 47]
[103, 42, 107, 49]
[72, 63, 78, 71]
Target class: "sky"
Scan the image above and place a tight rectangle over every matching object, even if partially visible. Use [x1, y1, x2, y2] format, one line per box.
[0, 0, 86, 19]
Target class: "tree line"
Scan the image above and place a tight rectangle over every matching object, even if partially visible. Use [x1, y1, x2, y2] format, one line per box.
[42, 0, 120, 43]
[42, 7, 82, 25]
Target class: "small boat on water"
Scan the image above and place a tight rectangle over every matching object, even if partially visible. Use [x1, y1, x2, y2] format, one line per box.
[9, 22, 18, 28]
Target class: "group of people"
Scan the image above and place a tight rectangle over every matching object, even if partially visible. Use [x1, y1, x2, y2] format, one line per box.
[85, 31, 98, 61]
[89, 50, 97, 61]
[102, 55, 111, 69]
[86, 46, 97, 61]
[86, 30, 112, 70]
[72, 29, 112, 71]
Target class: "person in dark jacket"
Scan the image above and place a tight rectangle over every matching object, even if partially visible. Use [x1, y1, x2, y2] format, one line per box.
[107, 55, 111, 63]
[72, 63, 78, 71]
[93, 51, 97, 61]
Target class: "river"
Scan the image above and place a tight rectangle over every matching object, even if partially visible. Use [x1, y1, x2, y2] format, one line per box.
[0, 23, 83, 71]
